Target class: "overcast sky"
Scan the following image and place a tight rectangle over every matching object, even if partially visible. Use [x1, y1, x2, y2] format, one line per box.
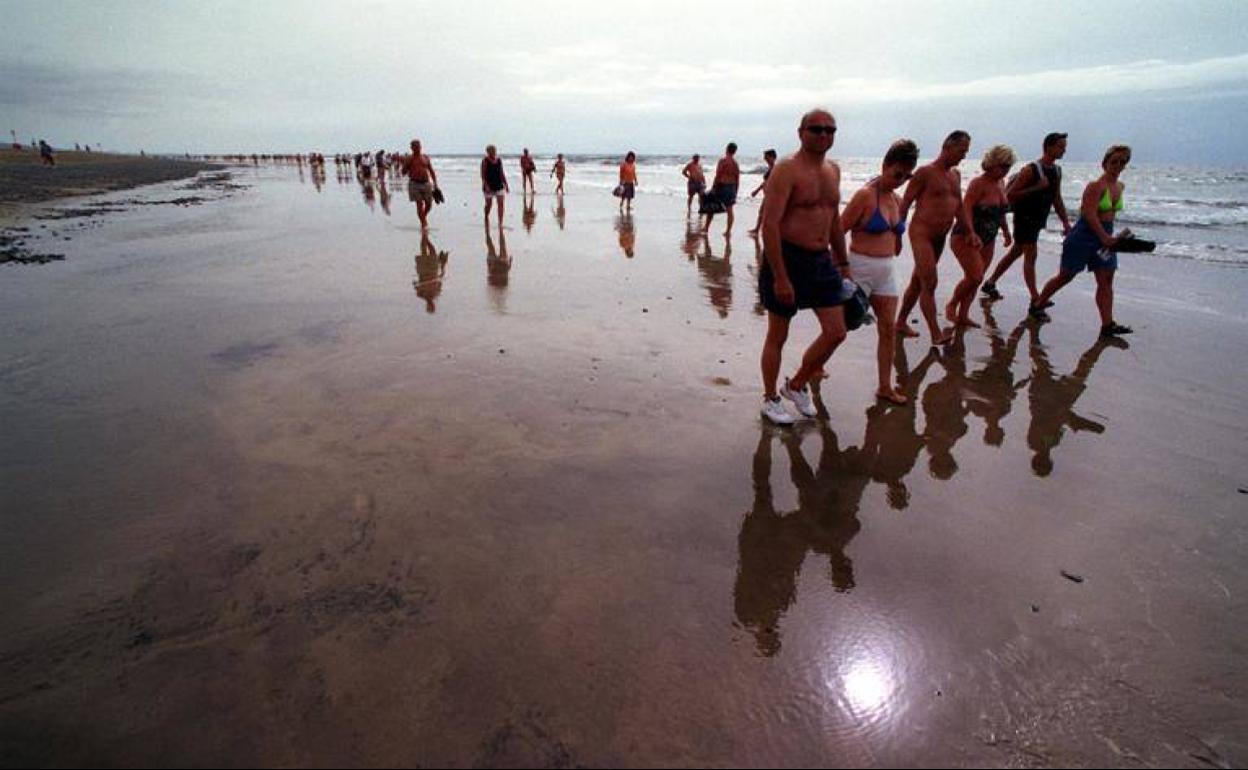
[3, 0, 1248, 165]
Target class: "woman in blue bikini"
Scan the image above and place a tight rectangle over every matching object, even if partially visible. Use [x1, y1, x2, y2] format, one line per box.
[840, 139, 920, 404]
[1031, 145, 1133, 337]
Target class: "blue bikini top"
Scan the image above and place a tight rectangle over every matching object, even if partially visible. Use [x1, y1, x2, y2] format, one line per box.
[862, 182, 906, 236]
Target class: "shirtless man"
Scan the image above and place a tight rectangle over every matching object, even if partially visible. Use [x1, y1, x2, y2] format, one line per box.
[520, 148, 537, 194]
[550, 153, 566, 195]
[703, 143, 741, 236]
[406, 139, 439, 229]
[895, 131, 979, 346]
[682, 154, 706, 214]
[757, 109, 852, 425]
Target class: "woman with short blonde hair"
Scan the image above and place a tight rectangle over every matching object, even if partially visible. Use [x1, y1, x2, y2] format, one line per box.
[945, 145, 1016, 327]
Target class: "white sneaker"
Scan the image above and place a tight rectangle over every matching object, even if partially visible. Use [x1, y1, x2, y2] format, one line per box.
[780, 378, 818, 418]
[760, 396, 795, 425]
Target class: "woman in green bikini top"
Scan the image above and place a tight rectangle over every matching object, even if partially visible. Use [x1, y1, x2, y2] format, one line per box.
[1029, 144, 1134, 337]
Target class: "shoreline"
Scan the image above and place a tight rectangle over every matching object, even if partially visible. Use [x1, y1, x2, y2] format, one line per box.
[0, 149, 220, 219]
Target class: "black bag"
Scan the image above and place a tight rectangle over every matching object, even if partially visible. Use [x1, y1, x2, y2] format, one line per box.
[432, 188, 445, 205]
[842, 281, 871, 331]
[698, 193, 726, 215]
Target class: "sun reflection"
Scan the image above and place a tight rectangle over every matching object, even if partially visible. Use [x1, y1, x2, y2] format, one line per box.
[843, 660, 894, 716]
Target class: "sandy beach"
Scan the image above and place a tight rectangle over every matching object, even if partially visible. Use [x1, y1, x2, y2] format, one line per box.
[1, 161, 1246, 767]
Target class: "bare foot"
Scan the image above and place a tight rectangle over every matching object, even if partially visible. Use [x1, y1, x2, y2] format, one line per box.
[876, 388, 908, 405]
[934, 327, 955, 346]
[955, 316, 981, 328]
[896, 323, 920, 339]
[812, 367, 829, 381]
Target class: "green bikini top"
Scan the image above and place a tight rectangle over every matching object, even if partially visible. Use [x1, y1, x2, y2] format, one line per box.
[1098, 186, 1124, 213]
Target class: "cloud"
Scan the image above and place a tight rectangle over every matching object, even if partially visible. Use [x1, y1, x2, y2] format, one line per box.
[498, 49, 1248, 112]
[0, 60, 225, 118]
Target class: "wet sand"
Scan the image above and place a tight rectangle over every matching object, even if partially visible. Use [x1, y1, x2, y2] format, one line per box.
[0, 149, 216, 211]
[1, 164, 1246, 767]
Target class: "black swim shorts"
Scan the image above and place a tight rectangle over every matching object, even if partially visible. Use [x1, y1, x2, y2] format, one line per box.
[758, 240, 847, 319]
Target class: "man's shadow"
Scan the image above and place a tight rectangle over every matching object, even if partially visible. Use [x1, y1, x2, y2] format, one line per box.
[733, 421, 868, 656]
[1025, 329, 1128, 477]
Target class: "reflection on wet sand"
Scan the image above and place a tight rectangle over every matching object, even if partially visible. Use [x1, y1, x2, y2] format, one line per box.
[552, 193, 566, 230]
[413, 232, 449, 314]
[378, 180, 392, 216]
[360, 177, 376, 212]
[860, 346, 937, 509]
[735, 421, 866, 656]
[485, 228, 510, 311]
[615, 213, 635, 258]
[680, 217, 702, 262]
[522, 192, 537, 233]
[1026, 331, 1128, 477]
[965, 301, 1028, 446]
[696, 234, 732, 318]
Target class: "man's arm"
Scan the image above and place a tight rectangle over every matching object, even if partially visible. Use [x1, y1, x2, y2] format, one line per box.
[899, 167, 927, 221]
[1053, 171, 1072, 233]
[427, 158, 438, 186]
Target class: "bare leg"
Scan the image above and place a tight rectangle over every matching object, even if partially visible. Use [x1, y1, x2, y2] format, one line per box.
[725, 206, 734, 236]
[496, 195, 506, 229]
[788, 306, 848, 391]
[986, 240, 1023, 287]
[896, 274, 921, 337]
[871, 294, 906, 403]
[947, 236, 990, 327]
[1022, 245, 1040, 303]
[761, 313, 791, 399]
[1093, 268, 1115, 326]
[906, 226, 950, 344]
[483, 197, 493, 228]
[749, 200, 765, 235]
[1035, 268, 1076, 309]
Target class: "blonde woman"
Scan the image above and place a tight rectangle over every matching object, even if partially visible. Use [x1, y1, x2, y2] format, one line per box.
[945, 144, 1015, 328]
[1031, 145, 1133, 336]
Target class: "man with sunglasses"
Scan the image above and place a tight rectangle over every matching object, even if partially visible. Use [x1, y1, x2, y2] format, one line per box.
[757, 109, 852, 425]
[895, 130, 979, 346]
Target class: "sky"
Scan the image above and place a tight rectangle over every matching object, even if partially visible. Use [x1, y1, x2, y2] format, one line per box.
[3, 0, 1248, 165]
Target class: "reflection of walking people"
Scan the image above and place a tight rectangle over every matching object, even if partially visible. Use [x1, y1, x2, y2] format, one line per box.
[758, 110, 852, 426]
[481, 145, 509, 232]
[983, 133, 1072, 303]
[696, 234, 732, 318]
[1025, 332, 1126, 476]
[840, 139, 920, 404]
[1030, 145, 1134, 337]
[861, 345, 937, 509]
[413, 232, 449, 314]
[734, 422, 867, 656]
[896, 131, 978, 346]
[485, 228, 511, 310]
[614, 213, 635, 258]
[522, 192, 537, 233]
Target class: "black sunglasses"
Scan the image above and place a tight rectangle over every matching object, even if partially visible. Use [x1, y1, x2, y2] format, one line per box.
[804, 125, 837, 135]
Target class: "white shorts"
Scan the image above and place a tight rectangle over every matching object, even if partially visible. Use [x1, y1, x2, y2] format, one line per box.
[848, 251, 899, 298]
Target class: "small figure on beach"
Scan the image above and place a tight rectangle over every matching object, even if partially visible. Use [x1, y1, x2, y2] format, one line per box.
[481, 145, 509, 231]
[617, 151, 638, 214]
[895, 130, 979, 346]
[945, 144, 1016, 328]
[683, 154, 706, 214]
[520, 149, 537, 194]
[982, 133, 1072, 304]
[1030, 145, 1134, 337]
[703, 143, 740, 236]
[747, 149, 778, 236]
[406, 139, 439, 229]
[757, 109, 852, 426]
[38, 140, 55, 167]
[550, 153, 566, 195]
[840, 139, 920, 404]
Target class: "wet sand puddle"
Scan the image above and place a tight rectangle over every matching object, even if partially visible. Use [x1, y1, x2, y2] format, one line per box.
[1, 165, 1246, 766]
